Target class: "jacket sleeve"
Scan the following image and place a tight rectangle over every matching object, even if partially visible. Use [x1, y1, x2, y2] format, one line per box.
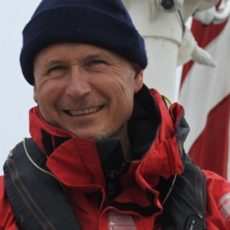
[203, 170, 230, 230]
[0, 176, 17, 230]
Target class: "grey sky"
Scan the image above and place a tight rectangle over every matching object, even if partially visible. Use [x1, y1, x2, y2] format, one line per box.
[0, 1, 40, 174]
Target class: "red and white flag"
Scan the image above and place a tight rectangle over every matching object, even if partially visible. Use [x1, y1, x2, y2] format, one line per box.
[179, 18, 230, 179]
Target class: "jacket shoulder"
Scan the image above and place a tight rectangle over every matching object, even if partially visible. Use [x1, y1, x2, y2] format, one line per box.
[0, 176, 17, 230]
[203, 170, 230, 229]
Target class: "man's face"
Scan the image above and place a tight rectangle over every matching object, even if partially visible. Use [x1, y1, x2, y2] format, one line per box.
[33, 43, 143, 140]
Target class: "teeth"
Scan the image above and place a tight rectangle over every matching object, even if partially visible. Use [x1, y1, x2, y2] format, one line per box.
[68, 106, 101, 116]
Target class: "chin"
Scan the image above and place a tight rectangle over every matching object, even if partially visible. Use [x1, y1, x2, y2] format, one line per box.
[72, 130, 111, 140]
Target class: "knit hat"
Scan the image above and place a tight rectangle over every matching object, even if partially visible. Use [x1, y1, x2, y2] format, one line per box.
[20, 0, 148, 85]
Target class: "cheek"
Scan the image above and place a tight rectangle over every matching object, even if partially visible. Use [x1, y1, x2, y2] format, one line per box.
[100, 74, 135, 111]
[34, 83, 62, 118]
[35, 78, 63, 102]
[112, 73, 135, 95]
[110, 86, 134, 122]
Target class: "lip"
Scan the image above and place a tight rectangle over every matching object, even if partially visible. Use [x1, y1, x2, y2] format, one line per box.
[63, 105, 104, 117]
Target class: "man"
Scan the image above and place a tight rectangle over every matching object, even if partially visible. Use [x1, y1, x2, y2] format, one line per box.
[0, 0, 230, 229]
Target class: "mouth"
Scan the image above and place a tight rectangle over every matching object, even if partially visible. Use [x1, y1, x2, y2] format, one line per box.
[64, 105, 104, 116]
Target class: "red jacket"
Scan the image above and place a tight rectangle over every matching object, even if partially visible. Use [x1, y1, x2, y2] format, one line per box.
[1, 87, 230, 229]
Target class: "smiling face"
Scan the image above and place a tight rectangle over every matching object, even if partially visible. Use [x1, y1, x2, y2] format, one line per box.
[33, 43, 143, 142]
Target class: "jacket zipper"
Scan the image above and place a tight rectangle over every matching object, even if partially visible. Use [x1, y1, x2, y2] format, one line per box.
[194, 164, 207, 230]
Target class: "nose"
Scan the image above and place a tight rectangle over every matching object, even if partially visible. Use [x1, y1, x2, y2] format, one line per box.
[66, 65, 91, 99]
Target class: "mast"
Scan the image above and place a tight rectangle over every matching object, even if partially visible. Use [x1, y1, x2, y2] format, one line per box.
[123, 0, 229, 100]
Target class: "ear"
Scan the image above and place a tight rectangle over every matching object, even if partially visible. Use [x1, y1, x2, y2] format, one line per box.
[33, 86, 38, 103]
[134, 69, 143, 93]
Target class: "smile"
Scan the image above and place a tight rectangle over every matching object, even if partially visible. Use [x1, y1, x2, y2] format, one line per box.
[65, 106, 103, 116]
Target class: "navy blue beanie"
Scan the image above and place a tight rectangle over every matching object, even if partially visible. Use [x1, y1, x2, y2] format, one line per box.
[20, 0, 148, 85]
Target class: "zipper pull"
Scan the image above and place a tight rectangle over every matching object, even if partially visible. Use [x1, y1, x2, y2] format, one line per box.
[108, 211, 137, 230]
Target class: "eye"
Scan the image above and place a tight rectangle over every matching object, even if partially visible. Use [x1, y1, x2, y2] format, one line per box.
[46, 65, 68, 76]
[86, 59, 108, 68]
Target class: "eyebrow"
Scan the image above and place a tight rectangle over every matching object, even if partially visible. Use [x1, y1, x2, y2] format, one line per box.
[42, 51, 115, 68]
[82, 53, 112, 61]
[44, 59, 67, 68]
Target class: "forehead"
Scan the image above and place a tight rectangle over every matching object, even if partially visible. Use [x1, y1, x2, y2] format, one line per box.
[34, 43, 126, 64]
